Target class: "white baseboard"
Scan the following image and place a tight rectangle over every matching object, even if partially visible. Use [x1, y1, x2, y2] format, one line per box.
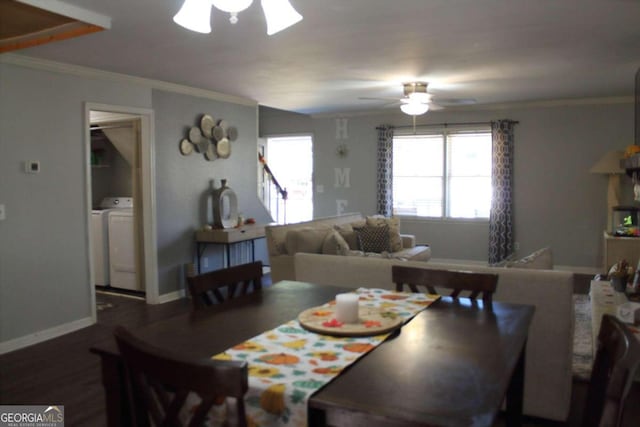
[156, 289, 186, 304]
[0, 317, 94, 355]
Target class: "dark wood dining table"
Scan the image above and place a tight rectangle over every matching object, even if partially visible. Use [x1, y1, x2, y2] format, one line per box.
[91, 280, 534, 427]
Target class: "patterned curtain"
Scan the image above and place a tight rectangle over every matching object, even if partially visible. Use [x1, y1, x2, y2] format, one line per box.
[488, 120, 516, 264]
[376, 125, 395, 216]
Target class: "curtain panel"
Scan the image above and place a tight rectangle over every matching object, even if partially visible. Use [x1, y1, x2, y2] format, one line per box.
[488, 120, 516, 264]
[376, 125, 395, 216]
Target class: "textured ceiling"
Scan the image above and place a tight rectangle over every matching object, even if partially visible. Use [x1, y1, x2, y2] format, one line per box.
[10, 0, 640, 114]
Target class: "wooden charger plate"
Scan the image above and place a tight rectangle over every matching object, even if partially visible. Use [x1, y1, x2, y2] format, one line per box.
[298, 305, 403, 337]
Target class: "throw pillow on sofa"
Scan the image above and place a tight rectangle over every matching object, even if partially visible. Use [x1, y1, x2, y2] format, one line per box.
[354, 225, 391, 253]
[285, 228, 331, 255]
[507, 247, 553, 270]
[321, 230, 350, 255]
[366, 215, 403, 252]
[333, 222, 364, 249]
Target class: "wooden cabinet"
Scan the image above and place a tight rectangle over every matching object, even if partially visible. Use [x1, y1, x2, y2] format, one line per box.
[603, 231, 640, 272]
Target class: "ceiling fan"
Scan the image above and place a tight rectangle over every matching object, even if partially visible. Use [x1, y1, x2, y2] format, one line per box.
[359, 82, 476, 116]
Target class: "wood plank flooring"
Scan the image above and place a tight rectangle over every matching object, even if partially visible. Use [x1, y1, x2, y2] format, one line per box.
[1, 284, 638, 427]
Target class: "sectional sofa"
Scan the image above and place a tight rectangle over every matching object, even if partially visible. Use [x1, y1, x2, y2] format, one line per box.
[265, 213, 431, 283]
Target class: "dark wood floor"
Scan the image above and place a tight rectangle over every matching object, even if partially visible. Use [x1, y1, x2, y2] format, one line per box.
[0, 280, 637, 427]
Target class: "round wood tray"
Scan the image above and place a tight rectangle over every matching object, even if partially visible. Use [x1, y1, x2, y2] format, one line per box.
[298, 305, 403, 337]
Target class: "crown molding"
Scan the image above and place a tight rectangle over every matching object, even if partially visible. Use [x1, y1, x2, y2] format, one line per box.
[0, 53, 258, 107]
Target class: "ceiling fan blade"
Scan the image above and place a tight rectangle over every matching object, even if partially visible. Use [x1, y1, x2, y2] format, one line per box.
[358, 96, 398, 101]
[430, 97, 477, 106]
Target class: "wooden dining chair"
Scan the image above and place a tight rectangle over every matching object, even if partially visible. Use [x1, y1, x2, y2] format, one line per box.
[113, 326, 248, 427]
[187, 261, 263, 309]
[582, 314, 640, 427]
[392, 265, 498, 306]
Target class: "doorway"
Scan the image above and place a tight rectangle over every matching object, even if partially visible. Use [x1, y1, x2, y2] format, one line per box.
[85, 103, 158, 322]
[264, 135, 313, 224]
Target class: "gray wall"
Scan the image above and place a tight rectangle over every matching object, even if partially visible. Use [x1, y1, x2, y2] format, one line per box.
[0, 61, 269, 346]
[0, 62, 151, 343]
[153, 90, 271, 295]
[259, 101, 635, 269]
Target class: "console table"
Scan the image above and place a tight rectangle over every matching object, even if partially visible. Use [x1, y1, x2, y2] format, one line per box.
[195, 224, 267, 273]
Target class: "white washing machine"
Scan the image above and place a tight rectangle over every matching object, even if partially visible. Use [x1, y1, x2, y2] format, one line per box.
[108, 206, 140, 291]
[91, 197, 134, 287]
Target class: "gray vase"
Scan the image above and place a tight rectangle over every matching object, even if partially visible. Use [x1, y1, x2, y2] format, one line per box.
[211, 179, 238, 229]
[611, 276, 628, 293]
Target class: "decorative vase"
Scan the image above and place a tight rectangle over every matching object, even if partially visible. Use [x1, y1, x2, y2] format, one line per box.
[611, 276, 628, 293]
[211, 179, 239, 229]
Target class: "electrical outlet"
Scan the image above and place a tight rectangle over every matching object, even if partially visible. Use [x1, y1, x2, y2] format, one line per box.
[0, 204, 5, 221]
[514, 242, 520, 251]
[203, 257, 209, 268]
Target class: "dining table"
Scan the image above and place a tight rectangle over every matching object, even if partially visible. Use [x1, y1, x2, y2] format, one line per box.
[91, 280, 534, 427]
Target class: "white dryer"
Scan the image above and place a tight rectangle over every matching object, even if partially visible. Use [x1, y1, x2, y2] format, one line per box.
[91, 197, 134, 287]
[108, 207, 140, 291]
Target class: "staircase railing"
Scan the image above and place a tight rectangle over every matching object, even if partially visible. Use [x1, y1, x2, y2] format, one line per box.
[258, 153, 288, 224]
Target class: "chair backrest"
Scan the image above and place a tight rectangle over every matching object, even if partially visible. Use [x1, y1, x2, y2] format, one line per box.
[392, 266, 498, 306]
[187, 261, 263, 309]
[582, 314, 640, 427]
[114, 326, 248, 427]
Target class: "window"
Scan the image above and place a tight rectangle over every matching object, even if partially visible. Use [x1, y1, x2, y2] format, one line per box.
[392, 128, 492, 219]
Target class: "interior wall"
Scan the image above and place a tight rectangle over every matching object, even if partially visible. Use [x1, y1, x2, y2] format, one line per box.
[259, 101, 635, 269]
[152, 90, 271, 296]
[0, 62, 152, 344]
[0, 59, 269, 348]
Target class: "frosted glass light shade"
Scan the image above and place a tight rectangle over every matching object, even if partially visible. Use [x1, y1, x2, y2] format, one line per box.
[408, 92, 431, 103]
[173, 0, 213, 34]
[211, 0, 254, 13]
[261, 0, 303, 35]
[400, 101, 429, 115]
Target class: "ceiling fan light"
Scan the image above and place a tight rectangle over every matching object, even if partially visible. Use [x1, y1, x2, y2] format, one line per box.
[261, 0, 303, 35]
[400, 101, 429, 116]
[173, 0, 213, 34]
[408, 92, 430, 103]
[212, 0, 253, 13]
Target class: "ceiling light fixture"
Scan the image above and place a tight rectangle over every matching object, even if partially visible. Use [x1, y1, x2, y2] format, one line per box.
[173, 0, 302, 35]
[400, 99, 429, 116]
[400, 82, 431, 116]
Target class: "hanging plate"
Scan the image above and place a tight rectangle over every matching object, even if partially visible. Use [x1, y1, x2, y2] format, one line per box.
[227, 126, 238, 141]
[217, 119, 229, 131]
[204, 143, 217, 161]
[194, 139, 210, 154]
[200, 114, 215, 138]
[179, 139, 193, 155]
[216, 137, 231, 158]
[188, 126, 202, 144]
[212, 125, 226, 141]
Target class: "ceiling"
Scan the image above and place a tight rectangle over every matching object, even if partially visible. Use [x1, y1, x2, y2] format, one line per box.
[6, 0, 640, 115]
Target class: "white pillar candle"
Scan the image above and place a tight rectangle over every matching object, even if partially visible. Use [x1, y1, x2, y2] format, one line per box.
[335, 293, 359, 324]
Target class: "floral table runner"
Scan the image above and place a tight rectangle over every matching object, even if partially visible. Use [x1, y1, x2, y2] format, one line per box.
[208, 288, 439, 427]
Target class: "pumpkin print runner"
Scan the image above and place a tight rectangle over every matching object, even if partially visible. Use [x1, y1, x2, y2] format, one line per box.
[211, 288, 439, 427]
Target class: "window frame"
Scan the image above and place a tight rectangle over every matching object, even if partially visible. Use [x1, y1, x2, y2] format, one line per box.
[392, 125, 492, 221]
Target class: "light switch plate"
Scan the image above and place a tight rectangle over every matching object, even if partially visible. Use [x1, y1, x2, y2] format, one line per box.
[0, 204, 5, 221]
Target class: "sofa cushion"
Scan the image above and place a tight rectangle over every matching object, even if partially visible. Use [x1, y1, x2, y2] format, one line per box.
[321, 230, 350, 255]
[507, 247, 553, 270]
[354, 225, 391, 253]
[285, 228, 330, 255]
[333, 224, 360, 250]
[366, 215, 403, 252]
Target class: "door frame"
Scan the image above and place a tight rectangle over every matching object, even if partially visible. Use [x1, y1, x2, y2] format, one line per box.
[84, 102, 159, 321]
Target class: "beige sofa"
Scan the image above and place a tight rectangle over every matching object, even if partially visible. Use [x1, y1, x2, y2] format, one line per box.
[294, 252, 575, 422]
[265, 213, 431, 283]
